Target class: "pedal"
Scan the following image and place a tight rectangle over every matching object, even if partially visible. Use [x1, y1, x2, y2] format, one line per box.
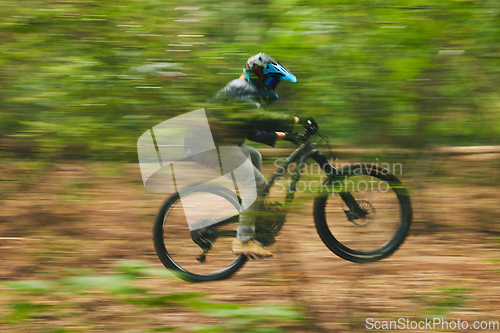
[191, 227, 217, 252]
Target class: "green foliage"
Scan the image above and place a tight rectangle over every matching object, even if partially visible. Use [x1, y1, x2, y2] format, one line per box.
[1, 0, 498, 160]
[421, 285, 471, 317]
[5, 279, 58, 293]
[4, 301, 55, 323]
[2, 260, 306, 331]
[113, 259, 177, 278]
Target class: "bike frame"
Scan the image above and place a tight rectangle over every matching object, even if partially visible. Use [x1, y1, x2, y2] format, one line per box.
[210, 138, 367, 235]
[264, 140, 335, 198]
[264, 140, 367, 218]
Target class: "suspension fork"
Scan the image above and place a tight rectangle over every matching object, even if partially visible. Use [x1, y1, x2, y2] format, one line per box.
[310, 149, 368, 218]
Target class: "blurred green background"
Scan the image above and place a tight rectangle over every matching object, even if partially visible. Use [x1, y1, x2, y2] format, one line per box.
[1, 0, 499, 161]
[1, 1, 500, 332]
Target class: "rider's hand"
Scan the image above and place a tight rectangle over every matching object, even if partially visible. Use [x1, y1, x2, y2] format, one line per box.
[299, 117, 318, 132]
[284, 132, 305, 144]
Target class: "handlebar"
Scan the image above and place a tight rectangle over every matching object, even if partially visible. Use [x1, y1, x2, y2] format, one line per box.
[303, 125, 318, 137]
[286, 125, 320, 145]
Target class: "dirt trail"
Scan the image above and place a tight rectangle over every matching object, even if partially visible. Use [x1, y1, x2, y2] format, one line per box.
[0, 158, 499, 332]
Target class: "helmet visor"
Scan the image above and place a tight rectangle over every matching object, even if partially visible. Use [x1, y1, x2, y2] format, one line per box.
[263, 63, 297, 83]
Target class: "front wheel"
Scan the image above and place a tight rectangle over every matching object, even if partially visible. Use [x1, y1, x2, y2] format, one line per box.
[314, 163, 412, 263]
[153, 186, 247, 282]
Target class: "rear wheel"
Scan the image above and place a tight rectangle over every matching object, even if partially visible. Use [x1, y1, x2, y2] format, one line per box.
[314, 163, 412, 263]
[154, 186, 247, 282]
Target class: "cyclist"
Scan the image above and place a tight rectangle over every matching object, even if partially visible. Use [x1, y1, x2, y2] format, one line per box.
[200, 53, 317, 258]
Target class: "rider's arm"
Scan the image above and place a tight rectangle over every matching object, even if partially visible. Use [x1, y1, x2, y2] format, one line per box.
[248, 116, 299, 146]
[275, 117, 298, 141]
[276, 132, 286, 141]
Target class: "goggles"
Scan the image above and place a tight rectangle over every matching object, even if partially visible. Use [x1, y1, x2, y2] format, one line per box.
[263, 75, 280, 89]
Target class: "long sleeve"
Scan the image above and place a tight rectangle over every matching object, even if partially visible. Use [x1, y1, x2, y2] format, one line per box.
[207, 79, 296, 147]
[246, 128, 278, 147]
[247, 113, 296, 146]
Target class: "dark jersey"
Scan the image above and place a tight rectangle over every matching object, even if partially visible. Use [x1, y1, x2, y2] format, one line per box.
[207, 79, 295, 147]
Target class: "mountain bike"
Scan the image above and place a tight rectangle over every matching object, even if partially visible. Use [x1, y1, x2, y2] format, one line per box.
[153, 127, 412, 282]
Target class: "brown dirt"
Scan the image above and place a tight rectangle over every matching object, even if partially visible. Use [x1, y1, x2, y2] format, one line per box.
[0, 156, 499, 332]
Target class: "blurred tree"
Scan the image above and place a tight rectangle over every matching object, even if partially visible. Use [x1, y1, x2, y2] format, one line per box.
[0, 0, 498, 160]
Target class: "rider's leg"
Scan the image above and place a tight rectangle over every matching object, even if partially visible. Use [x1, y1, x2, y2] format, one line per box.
[235, 164, 266, 243]
[232, 145, 272, 257]
[244, 144, 262, 171]
[186, 143, 271, 256]
[236, 145, 265, 242]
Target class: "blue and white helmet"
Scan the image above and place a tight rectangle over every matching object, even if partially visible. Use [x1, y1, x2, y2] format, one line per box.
[243, 53, 297, 90]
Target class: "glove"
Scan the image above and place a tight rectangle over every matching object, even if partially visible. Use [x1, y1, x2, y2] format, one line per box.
[284, 132, 305, 144]
[298, 117, 318, 132]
